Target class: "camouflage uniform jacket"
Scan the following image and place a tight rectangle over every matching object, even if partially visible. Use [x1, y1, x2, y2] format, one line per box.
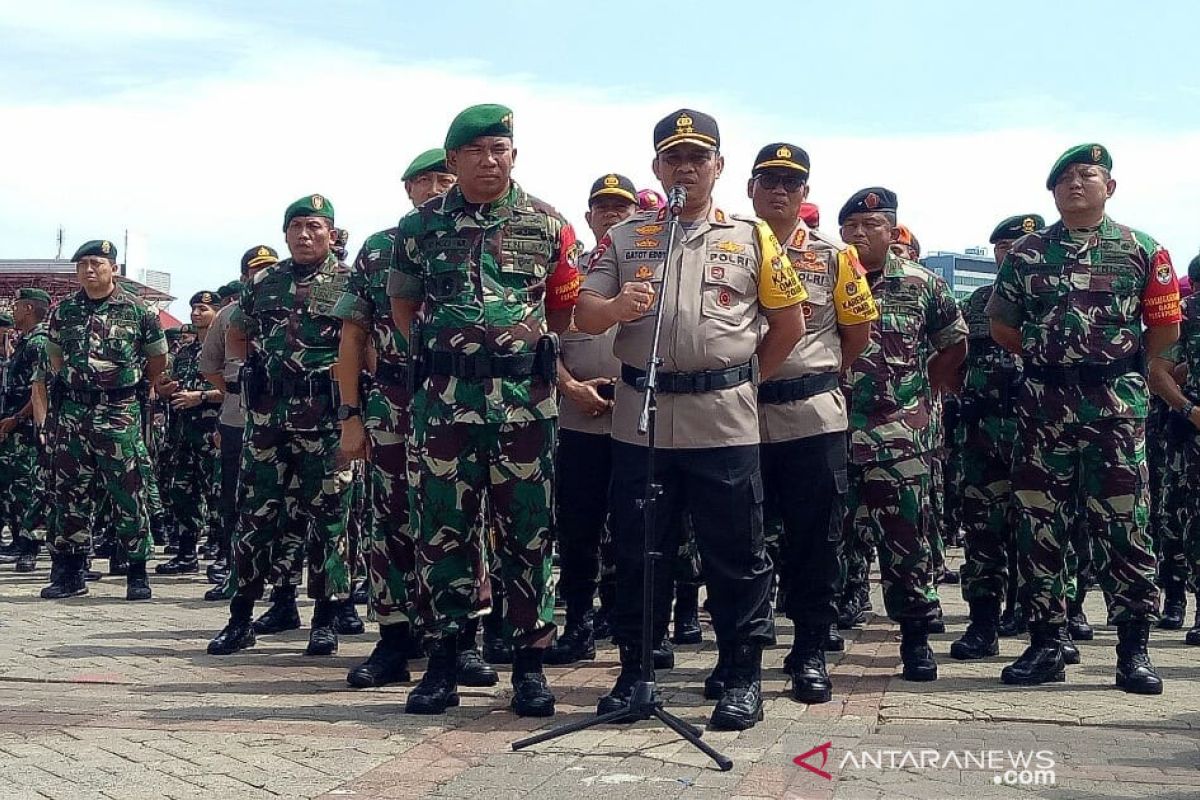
[986, 216, 1181, 423]
[960, 285, 1020, 424]
[843, 251, 967, 465]
[46, 287, 167, 391]
[386, 181, 581, 425]
[168, 339, 219, 432]
[2, 322, 48, 419]
[1161, 294, 1200, 398]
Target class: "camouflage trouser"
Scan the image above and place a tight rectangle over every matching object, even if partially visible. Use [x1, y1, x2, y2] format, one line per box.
[1147, 407, 1167, 552]
[366, 426, 417, 627]
[844, 453, 939, 622]
[0, 423, 39, 541]
[927, 452, 946, 574]
[1155, 438, 1189, 590]
[409, 417, 556, 649]
[943, 401, 963, 541]
[1174, 436, 1200, 593]
[1011, 414, 1158, 625]
[49, 398, 152, 561]
[20, 423, 53, 542]
[231, 414, 353, 601]
[165, 422, 218, 546]
[958, 412, 1016, 603]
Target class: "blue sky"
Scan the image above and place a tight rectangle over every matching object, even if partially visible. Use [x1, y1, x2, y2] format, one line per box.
[2, 0, 1198, 315]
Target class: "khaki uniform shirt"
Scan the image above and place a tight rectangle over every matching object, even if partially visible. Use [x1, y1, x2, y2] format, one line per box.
[560, 247, 621, 435]
[198, 302, 245, 429]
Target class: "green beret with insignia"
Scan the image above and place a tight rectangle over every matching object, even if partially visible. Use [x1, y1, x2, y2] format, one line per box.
[653, 108, 719, 153]
[0, 313, 12, 328]
[1046, 143, 1111, 190]
[752, 142, 810, 176]
[240, 245, 279, 273]
[402, 148, 449, 181]
[71, 239, 118, 263]
[189, 290, 218, 307]
[588, 173, 638, 205]
[282, 194, 334, 233]
[1188, 253, 1200, 285]
[838, 187, 898, 226]
[989, 214, 1046, 244]
[445, 104, 514, 151]
[16, 288, 51, 305]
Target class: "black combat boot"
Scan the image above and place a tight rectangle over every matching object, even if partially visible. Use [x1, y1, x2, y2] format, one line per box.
[545, 610, 596, 665]
[481, 611, 512, 664]
[997, 604, 1028, 637]
[207, 595, 257, 655]
[826, 622, 845, 652]
[837, 582, 867, 629]
[710, 642, 764, 730]
[1115, 620, 1163, 695]
[928, 603, 946, 634]
[40, 554, 88, 599]
[206, 559, 228, 585]
[306, 599, 339, 656]
[253, 585, 301, 635]
[347, 623, 412, 688]
[652, 635, 675, 669]
[672, 583, 703, 645]
[703, 641, 733, 700]
[14, 539, 39, 573]
[900, 621, 938, 681]
[593, 580, 615, 640]
[511, 647, 556, 717]
[597, 644, 641, 717]
[1067, 590, 1094, 641]
[939, 567, 961, 585]
[405, 636, 460, 714]
[203, 583, 231, 602]
[950, 598, 1000, 660]
[456, 618, 498, 687]
[125, 560, 152, 601]
[1000, 622, 1066, 685]
[155, 531, 198, 574]
[787, 626, 832, 704]
[108, 545, 129, 576]
[1186, 598, 1200, 646]
[333, 599, 365, 635]
[1059, 627, 1080, 665]
[1158, 581, 1187, 630]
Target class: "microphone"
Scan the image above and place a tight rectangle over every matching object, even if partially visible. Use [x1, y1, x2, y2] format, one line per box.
[667, 184, 687, 217]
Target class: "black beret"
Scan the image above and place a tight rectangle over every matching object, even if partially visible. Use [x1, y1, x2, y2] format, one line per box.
[189, 290, 218, 307]
[837, 187, 898, 225]
[653, 109, 719, 153]
[989, 214, 1046, 244]
[752, 142, 810, 176]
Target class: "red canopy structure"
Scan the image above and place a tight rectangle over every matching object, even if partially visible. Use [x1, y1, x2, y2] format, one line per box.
[0, 258, 173, 316]
[159, 309, 184, 329]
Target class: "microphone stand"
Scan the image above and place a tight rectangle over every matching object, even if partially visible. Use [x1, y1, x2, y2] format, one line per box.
[512, 190, 733, 772]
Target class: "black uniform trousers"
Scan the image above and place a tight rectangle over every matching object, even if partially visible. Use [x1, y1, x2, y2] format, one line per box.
[555, 428, 613, 617]
[218, 423, 244, 562]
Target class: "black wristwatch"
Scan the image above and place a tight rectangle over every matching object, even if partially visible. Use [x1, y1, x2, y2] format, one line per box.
[336, 404, 361, 422]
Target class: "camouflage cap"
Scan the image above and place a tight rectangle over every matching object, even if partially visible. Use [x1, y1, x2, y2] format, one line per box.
[189, 290, 218, 307]
[989, 214, 1046, 244]
[402, 148, 449, 181]
[838, 187, 897, 225]
[653, 108, 719, 153]
[752, 142, 810, 176]
[1046, 143, 1111, 190]
[444, 104, 513, 151]
[282, 194, 334, 233]
[240, 244, 279, 272]
[1188, 252, 1200, 285]
[588, 173, 638, 205]
[71, 239, 118, 262]
[16, 288, 51, 304]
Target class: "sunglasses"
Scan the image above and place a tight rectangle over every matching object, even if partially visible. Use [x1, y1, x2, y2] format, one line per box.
[757, 173, 806, 192]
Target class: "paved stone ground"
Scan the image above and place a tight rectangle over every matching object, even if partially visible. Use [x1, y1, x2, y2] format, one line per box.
[1, 549, 1198, 799]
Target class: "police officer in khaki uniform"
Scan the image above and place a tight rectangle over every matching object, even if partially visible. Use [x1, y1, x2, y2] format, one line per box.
[747, 143, 878, 704]
[545, 173, 635, 666]
[576, 109, 807, 731]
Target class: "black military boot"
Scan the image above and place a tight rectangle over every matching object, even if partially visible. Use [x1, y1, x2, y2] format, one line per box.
[125, 560, 152, 601]
[351, 577, 368, 605]
[826, 622, 845, 652]
[653, 635, 675, 669]
[837, 582, 867, 629]
[456, 618, 498, 687]
[1059, 627, 1080, 665]
[108, 545, 129, 576]
[1159, 582, 1187, 630]
[710, 642, 764, 730]
[1067, 590, 1094, 641]
[787, 627, 832, 704]
[347, 623, 412, 688]
[1115, 620, 1163, 694]
[333, 599, 365, 635]
[155, 531, 198, 574]
[950, 598, 1000, 660]
[597, 644, 641, 717]
[253, 585, 301, 635]
[405, 636, 460, 714]
[593, 580, 615, 640]
[900, 621, 938, 681]
[206, 559, 228, 585]
[1000, 622, 1066, 685]
[511, 647, 556, 717]
[939, 567, 961, 585]
[150, 513, 169, 547]
[928, 603, 946, 634]
[1186, 598, 1200, 646]
[545, 611, 596, 665]
[14, 540, 39, 573]
[672, 583, 703, 645]
[306, 600, 339, 655]
[40, 554, 88, 599]
[207, 595, 257, 655]
[703, 641, 733, 700]
[997, 604, 1028, 637]
[481, 611, 512, 664]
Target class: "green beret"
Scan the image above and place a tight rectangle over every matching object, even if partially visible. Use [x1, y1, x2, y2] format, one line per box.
[0, 313, 12, 327]
[71, 239, 118, 262]
[1188, 253, 1200, 285]
[165, 327, 184, 341]
[1046, 143, 1111, 190]
[189, 290, 218, 307]
[444, 104, 513, 151]
[402, 148, 449, 181]
[16, 288, 51, 305]
[989, 214, 1046, 244]
[217, 281, 244, 300]
[282, 194, 334, 233]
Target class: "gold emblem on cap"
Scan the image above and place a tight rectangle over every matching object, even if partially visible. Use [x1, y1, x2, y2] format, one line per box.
[864, 193, 880, 210]
[258, 247, 270, 256]
[311, 194, 324, 210]
[1022, 217, 1036, 233]
[776, 146, 792, 159]
[501, 112, 513, 128]
[101, 241, 111, 254]
[675, 113, 694, 134]
[1091, 145, 1102, 163]
[603, 175, 620, 188]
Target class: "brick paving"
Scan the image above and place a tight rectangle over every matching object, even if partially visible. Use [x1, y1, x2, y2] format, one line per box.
[1, 550, 1198, 799]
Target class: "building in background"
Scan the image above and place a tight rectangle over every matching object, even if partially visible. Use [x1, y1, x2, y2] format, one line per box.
[0, 258, 176, 325]
[922, 248, 998, 300]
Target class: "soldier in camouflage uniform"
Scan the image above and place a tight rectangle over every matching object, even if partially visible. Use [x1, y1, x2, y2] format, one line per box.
[987, 143, 1180, 693]
[335, 147, 460, 690]
[0, 289, 52, 572]
[838, 188, 967, 682]
[38, 239, 167, 601]
[1149, 253, 1200, 645]
[948, 215, 1041, 660]
[388, 105, 581, 718]
[207, 195, 355, 658]
[154, 291, 223, 576]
